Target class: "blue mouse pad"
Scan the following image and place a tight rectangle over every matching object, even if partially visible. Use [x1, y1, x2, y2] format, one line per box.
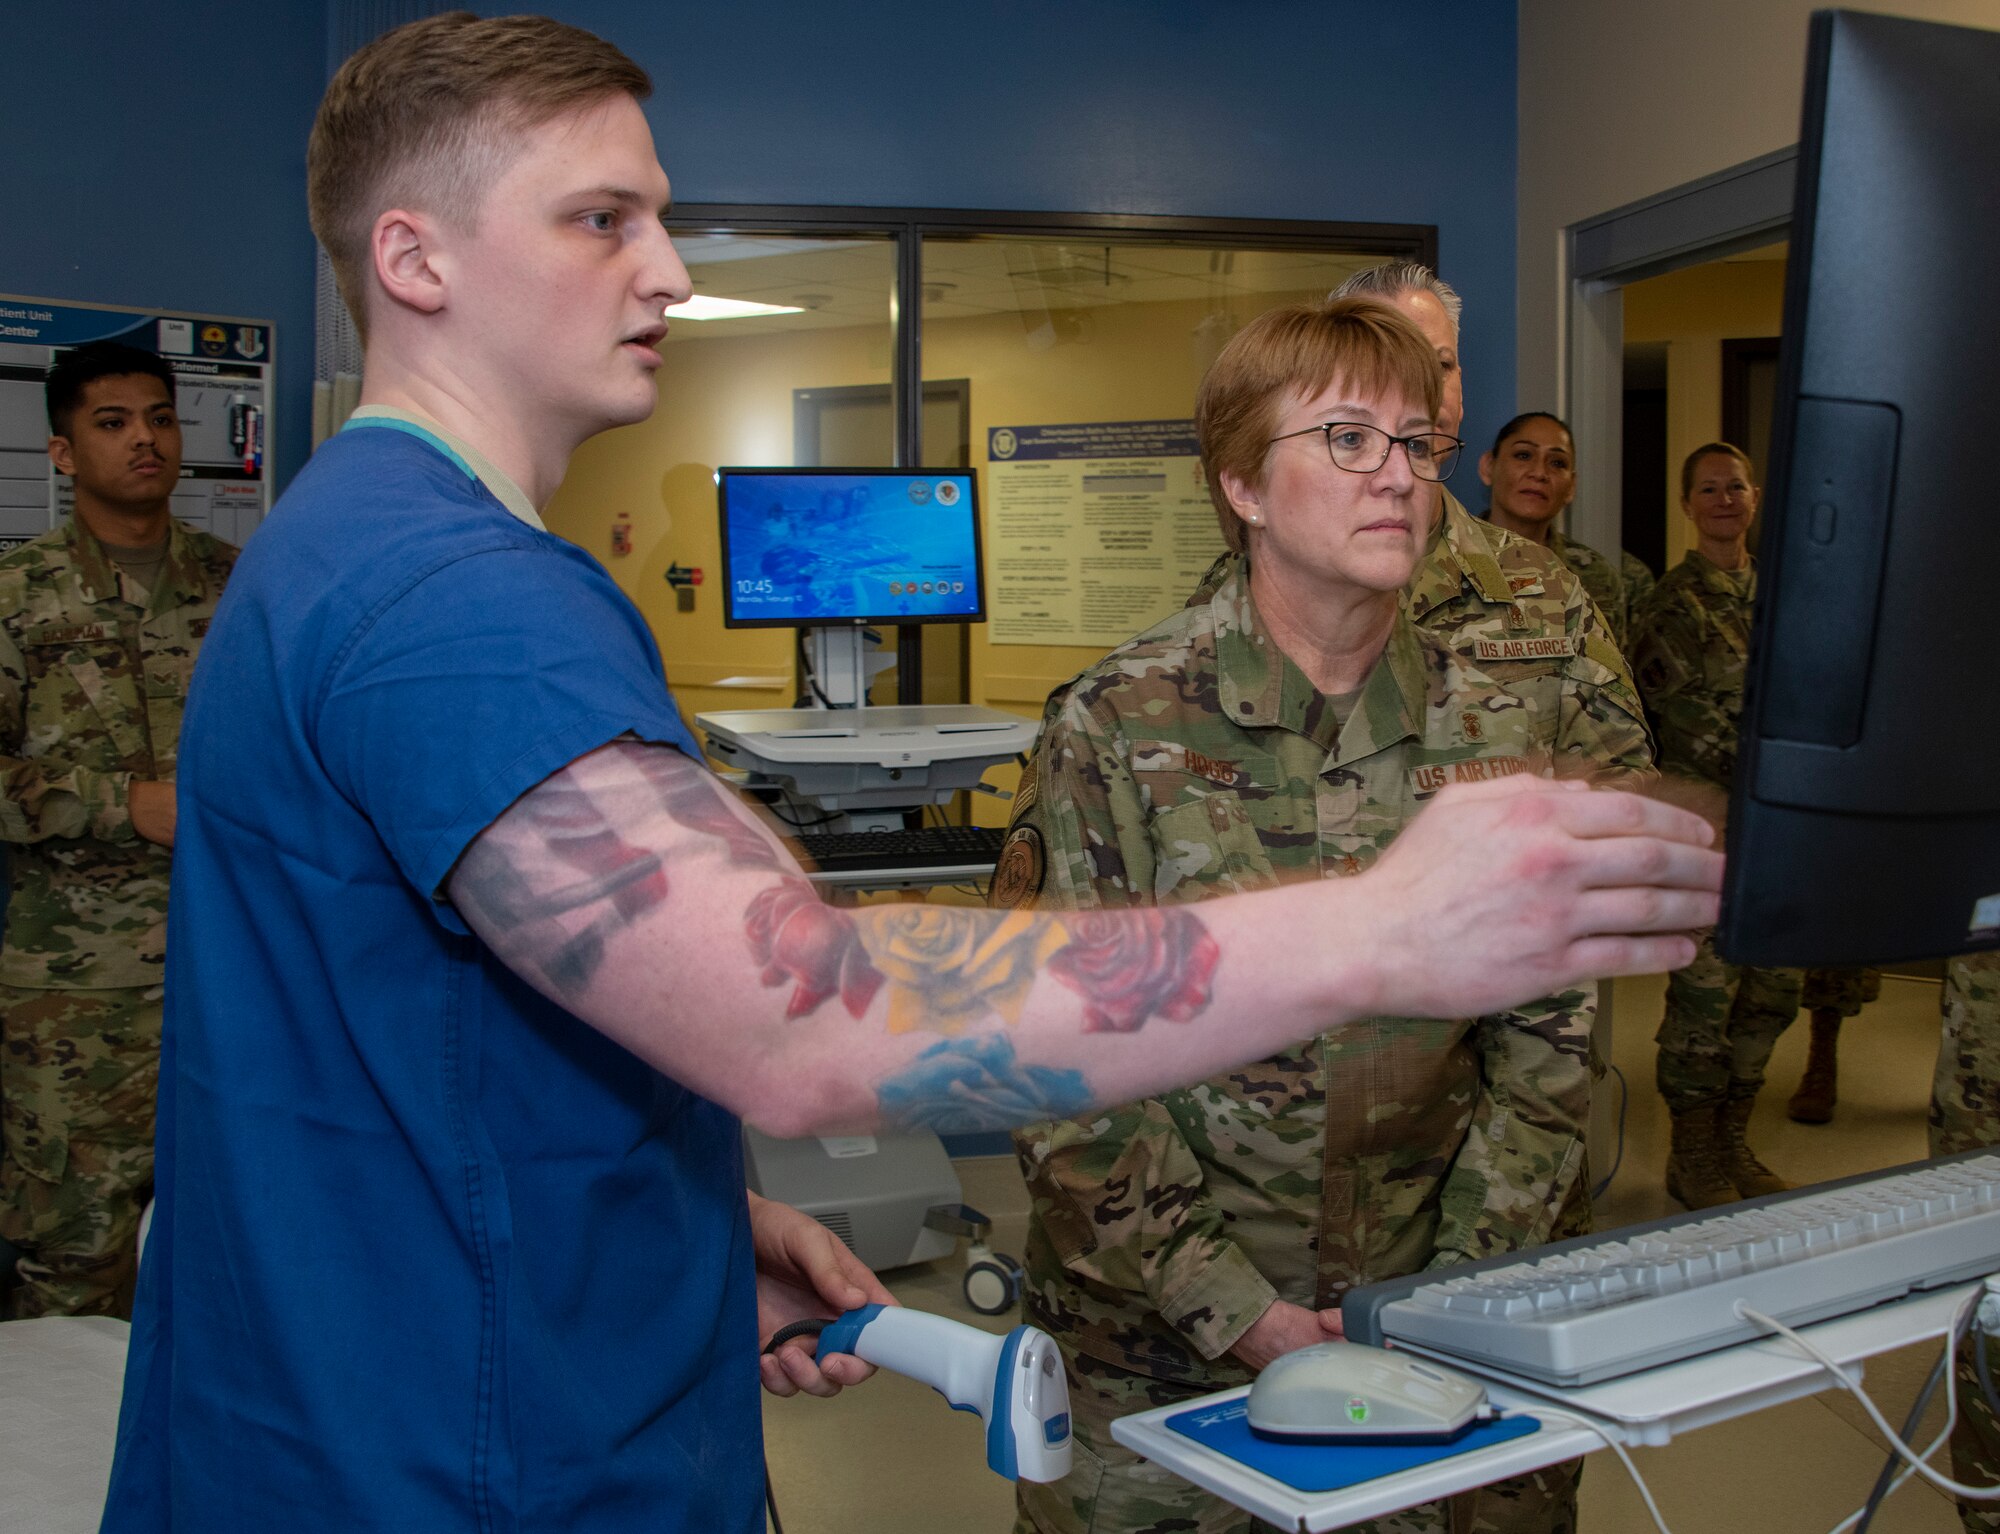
[1164, 1400, 1541, 1493]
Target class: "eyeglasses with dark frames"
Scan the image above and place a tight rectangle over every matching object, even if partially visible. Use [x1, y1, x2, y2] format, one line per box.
[1268, 422, 1463, 483]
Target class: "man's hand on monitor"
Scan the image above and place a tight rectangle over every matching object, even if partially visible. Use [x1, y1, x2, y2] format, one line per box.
[1643, 772, 1730, 843]
[1355, 775, 1722, 1020]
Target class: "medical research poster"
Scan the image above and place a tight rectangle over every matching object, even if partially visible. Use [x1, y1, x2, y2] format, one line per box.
[0, 293, 274, 552]
[985, 420, 1224, 648]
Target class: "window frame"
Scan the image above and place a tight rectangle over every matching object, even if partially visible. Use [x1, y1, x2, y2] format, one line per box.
[665, 205, 1437, 700]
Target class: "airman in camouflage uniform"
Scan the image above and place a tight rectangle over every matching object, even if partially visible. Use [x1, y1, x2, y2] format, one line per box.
[1629, 544, 1802, 1208]
[1407, 492, 1652, 778]
[1192, 488, 1654, 781]
[1929, 949, 2000, 1532]
[0, 506, 235, 1316]
[1546, 530, 1654, 654]
[999, 566, 1595, 1534]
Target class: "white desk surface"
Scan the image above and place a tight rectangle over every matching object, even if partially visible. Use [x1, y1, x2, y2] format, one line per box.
[1111, 1284, 1978, 1533]
[0, 1315, 130, 1534]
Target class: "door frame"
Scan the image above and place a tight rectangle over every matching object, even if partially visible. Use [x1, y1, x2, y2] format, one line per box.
[1559, 147, 1796, 561]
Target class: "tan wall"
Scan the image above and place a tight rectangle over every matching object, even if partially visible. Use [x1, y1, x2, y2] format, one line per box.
[1623, 258, 1786, 565]
[544, 289, 1320, 822]
[1516, 0, 1999, 411]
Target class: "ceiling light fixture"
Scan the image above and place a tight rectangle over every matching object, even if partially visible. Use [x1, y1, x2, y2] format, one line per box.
[669, 295, 805, 321]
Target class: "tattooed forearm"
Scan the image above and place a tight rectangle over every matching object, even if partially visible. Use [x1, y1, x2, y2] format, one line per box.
[744, 894, 1222, 1037]
[453, 737, 1226, 1060]
[876, 1035, 1093, 1134]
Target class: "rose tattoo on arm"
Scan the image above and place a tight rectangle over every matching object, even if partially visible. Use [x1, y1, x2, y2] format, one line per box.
[745, 879, 885, 1018]
[1044, 910, 1221, 1032]
[742, 897, 1220, 1039]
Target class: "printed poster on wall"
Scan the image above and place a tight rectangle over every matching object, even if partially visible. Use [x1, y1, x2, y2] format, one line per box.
[0, 292, 274, 552]
[985, 419, 1225, 648]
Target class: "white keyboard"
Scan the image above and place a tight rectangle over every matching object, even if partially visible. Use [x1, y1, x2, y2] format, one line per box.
[1342, 1150, 2000, 1386]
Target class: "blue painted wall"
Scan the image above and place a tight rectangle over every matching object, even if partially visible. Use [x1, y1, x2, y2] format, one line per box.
[0, 2, 327, 493]
[570, 0, 1521, 458]
[0, 3, 1518, 490]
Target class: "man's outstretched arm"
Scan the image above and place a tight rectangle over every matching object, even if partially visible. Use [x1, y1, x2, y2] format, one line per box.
[447, 739, 1720, 1139]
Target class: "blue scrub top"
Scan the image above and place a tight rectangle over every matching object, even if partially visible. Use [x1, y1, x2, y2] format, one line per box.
[102, 423, 763, 1533]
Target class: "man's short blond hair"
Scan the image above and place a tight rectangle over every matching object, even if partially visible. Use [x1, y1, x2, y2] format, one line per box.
[309, 11, 651, 340]
[1195, 297, 1444, 554]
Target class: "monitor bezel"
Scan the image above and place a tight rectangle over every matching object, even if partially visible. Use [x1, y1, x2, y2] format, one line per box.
[716, 466, 986, 630]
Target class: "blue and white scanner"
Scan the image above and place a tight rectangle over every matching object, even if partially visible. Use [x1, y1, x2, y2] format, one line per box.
[817, 1305, 1073, 1482]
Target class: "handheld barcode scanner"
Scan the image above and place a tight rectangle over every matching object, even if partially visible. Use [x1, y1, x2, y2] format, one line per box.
[816, 1305, 1073, 1482]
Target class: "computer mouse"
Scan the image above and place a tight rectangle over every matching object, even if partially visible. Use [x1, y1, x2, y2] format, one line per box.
[1245, 1342, 1488, 1442]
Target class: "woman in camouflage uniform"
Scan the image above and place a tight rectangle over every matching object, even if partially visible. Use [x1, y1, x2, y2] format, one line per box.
[1630, 443, 1803, 1209]
[1476, 411, 1654, 650]
[997, 299, 1589, 1534]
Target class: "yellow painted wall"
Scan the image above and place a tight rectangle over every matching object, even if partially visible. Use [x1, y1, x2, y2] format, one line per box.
[1622, 259, 1787, 566]
[544, 286, 1324, 820]
[546, 323, 890, 728]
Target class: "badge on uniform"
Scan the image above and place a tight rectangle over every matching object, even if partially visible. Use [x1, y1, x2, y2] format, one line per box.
[1410, 755, 1532, 797]
[992, 825, 1046, 908]
[1473, 635, 1581, 663]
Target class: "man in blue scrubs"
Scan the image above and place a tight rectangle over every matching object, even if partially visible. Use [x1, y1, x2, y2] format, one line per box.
[100, 14, 1726, 1532]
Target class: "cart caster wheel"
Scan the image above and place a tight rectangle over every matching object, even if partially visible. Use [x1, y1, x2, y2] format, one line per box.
[963, 1253, 1022, 1316]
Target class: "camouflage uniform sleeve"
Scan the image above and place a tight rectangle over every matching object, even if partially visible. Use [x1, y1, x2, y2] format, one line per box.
[1622, 552, 1658, 628]
[1009, 691, 1280, 1361]
[1630, 590, 1734, 787]
[1427, 988, 1594, 1268]
[0, 623, 137, 846]
[1932, 950, 2000, 1158]
[1554, 575, 1656, 778]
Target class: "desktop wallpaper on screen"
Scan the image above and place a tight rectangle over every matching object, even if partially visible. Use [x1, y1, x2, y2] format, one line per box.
[721, 471, 982, 625]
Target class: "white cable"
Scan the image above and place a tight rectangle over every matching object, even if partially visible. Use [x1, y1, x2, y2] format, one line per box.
[1824, 1289, 1976, 1534]
[1499, 1405, 1675, 1534]
[1737, 1301, 2000, 1504]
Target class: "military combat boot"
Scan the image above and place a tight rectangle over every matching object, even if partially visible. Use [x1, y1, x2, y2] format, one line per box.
[1720, 1093, 1793, 1197]
[1664, 1104, 1736, 1209]
[1787, 1011, 1843, 1123]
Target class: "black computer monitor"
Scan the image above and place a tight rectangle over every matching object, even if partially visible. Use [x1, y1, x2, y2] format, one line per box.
[717, 468, 984, 629]
[1721, 9, 2000, 966]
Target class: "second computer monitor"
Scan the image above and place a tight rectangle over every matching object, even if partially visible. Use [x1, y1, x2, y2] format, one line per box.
[718, 468, 983, 629]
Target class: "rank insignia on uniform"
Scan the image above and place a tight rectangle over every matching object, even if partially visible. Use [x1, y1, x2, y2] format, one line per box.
[1012, 757, 1040, 820]
[991, 825, 1045, 908]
